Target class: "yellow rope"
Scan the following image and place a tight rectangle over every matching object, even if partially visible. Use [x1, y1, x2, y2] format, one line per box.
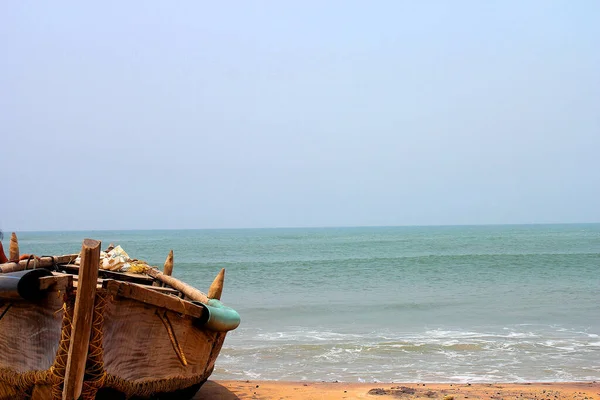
[50, 296, 75, 400]
[0, 368, 52, 398]
[156, 310, 188, 366]
[80, 292, 108, 400]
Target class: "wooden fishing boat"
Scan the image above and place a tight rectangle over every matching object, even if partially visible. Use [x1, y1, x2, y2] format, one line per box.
[0, 234, 240, 400]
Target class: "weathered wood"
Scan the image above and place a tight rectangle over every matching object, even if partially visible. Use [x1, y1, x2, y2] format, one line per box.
[207, 268, 225, 300]
[38, 274, 73, 292]
[103, 280, 204, 318]
[0, 239, 240, 400]
[0, 254, 78, 273]
[145, 268, 209, 303]
[102, 296, 223, 382]
[63, 239, 101, 400]
[61, 264, 154, 285]
[141, 285, 182, 295]
[71, 281, 104, 291]
[9, 233, 19, 262]
[163, 250, 174, 276]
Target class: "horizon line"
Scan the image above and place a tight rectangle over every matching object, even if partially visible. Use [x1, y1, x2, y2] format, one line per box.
[3, 221, 599, 234]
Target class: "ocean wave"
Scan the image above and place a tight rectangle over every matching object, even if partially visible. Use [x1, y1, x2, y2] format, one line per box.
[216, 325, 600, 382]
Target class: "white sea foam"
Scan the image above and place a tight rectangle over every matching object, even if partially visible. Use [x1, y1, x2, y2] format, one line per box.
[217, 322, 600, 382]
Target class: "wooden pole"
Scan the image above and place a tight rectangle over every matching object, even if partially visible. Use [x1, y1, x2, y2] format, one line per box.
[146, 268, 209, 303]
[9, 233, 19, 262]
[207, 268, 225, 300]
[0, 254, 78, 273]
[62, 239, 101, 400]
[163, 250, 174, 276]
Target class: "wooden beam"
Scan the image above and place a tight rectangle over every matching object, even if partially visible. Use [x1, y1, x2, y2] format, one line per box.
[61, 264, 154, 285]
[38, 274, 73, 292]
[0, 254, 78, 273]
[145, 268, 209, 303]
[63, 239, 101, 400]
[102, 280, 204, 318]
[143, 285, 182, 295]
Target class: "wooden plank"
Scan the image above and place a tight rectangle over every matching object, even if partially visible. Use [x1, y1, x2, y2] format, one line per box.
[61, 264, 154, 285]
[102, 280, 204, 318]
[144, 285, 182, 295]
[71, 281, 104, 290]
[38, 274, 73, 292]
[145, 268, 209, 303]
[63, 239, 101, 400]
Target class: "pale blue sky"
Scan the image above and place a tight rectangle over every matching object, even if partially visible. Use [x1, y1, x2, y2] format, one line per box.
[1, 1, 599, 231]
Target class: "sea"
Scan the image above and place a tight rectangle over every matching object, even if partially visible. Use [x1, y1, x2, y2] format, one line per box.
[10, 224, 600, 383]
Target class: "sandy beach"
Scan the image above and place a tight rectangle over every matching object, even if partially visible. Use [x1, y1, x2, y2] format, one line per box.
[194, 380, 600, 400]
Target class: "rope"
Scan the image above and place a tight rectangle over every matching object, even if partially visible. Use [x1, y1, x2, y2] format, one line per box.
[42, 255, 58, 272]
[24, 254, 38, 270]
[50, 296, 75, 400]
[80, 292, 108, 400]
[0, 368, 52, 399]
[156, 310, 188, 366]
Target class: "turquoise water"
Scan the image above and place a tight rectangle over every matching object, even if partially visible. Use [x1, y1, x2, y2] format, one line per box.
[10, 224, 600, 382]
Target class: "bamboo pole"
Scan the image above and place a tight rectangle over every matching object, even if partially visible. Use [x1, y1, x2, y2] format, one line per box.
[0, 254, 78, 273]
[9, 233, 19, 262]
[62, 239, 101, 400]
[163, 250, 174, 276]
[207, 268, 225, 300]
[146, 268, 209, 303]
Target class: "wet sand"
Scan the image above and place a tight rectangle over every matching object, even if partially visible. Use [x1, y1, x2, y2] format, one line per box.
[194, 380, 600, 399]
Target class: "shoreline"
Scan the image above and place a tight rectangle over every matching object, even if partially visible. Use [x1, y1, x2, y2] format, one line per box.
[194, 380, 600, 399]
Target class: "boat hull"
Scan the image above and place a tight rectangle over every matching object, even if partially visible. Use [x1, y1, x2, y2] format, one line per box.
[0, 288, 228, 400]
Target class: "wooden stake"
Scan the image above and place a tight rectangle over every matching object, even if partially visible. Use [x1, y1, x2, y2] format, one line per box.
[207, 268, 225, 300]
[163, 250, 174, 276]
[62, 239, 101, 400]
[9, 233, 19, 262]
[146, 268, 209, 303]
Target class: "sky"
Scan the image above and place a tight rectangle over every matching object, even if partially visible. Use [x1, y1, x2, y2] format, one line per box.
[1, 1, 599, 231]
